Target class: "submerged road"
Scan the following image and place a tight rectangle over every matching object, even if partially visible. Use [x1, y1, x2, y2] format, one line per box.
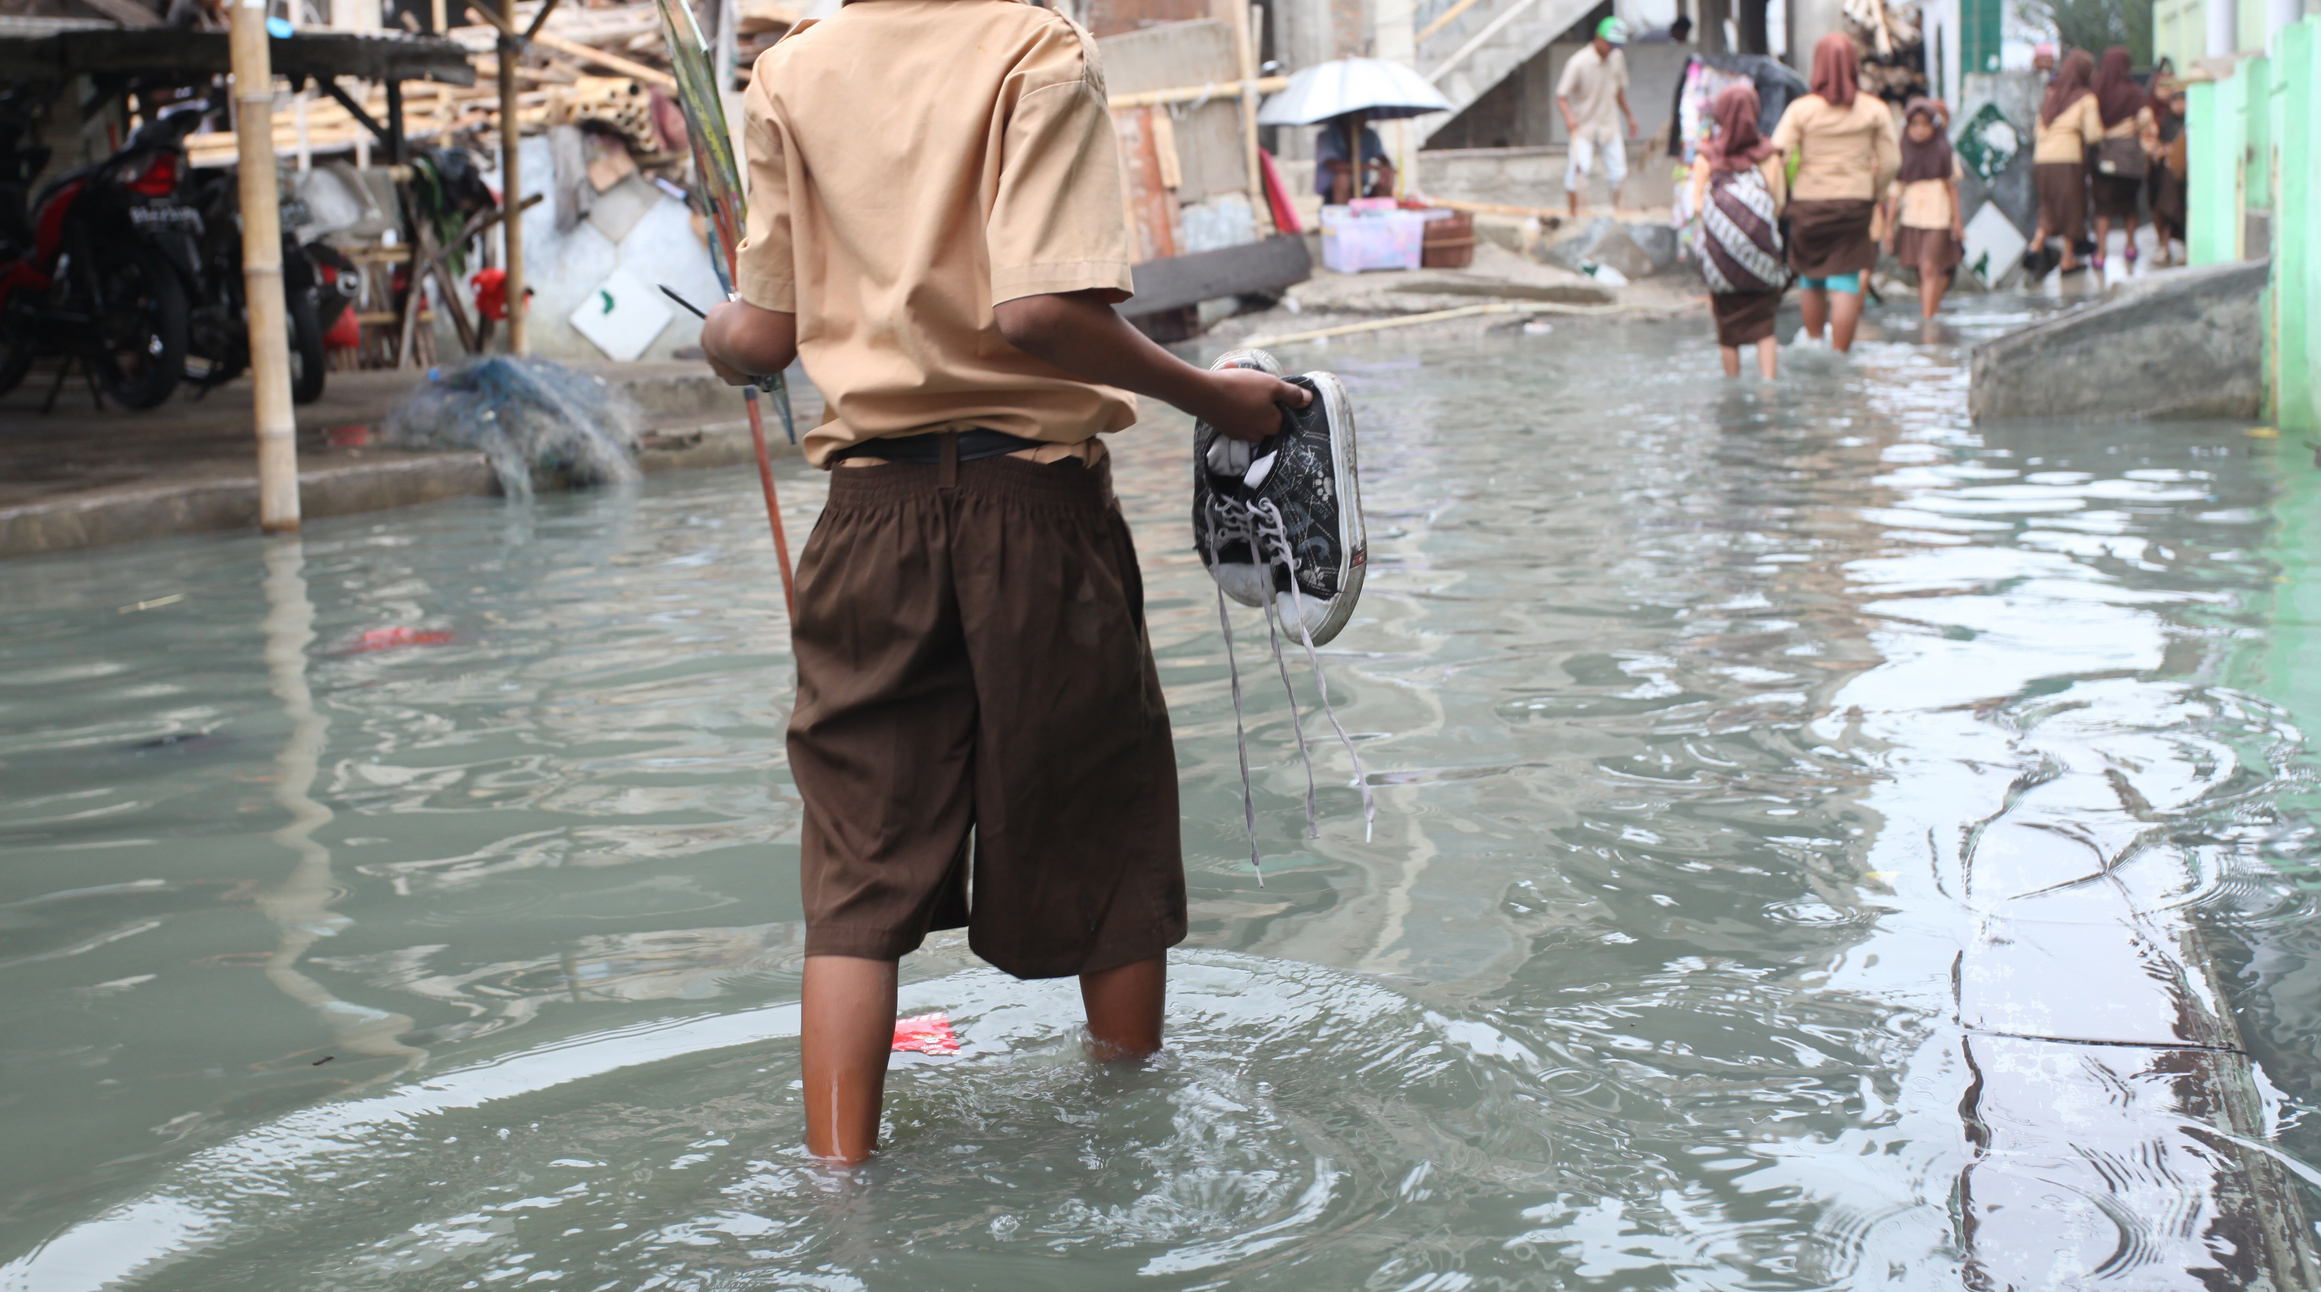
[2, 295, 2319, 1289]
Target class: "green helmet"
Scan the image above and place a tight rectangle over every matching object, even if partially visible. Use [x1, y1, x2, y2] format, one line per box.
[1596, 16, 1628, 43]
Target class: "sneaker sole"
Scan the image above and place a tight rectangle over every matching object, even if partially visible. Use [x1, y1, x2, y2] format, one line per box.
[1280, 369, 1364, 647]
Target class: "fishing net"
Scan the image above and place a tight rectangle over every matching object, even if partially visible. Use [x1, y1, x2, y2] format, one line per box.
[381, 357, 642, 499]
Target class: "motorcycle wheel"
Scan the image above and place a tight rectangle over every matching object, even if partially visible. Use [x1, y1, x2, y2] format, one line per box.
[89, 244, 188, 411]
[287, 286, 326, 405]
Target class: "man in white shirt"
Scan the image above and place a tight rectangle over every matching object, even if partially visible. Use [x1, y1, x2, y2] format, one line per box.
[1556, 17, 1641, 216]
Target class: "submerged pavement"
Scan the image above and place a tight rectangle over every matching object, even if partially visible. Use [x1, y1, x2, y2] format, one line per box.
[1, 294, 2318, 1289]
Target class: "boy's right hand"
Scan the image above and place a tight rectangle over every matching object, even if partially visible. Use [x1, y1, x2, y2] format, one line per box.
[1203, 368, 1311, 443]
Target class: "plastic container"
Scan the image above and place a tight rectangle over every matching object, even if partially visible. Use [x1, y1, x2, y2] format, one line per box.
[1320, 205, 1425, 273]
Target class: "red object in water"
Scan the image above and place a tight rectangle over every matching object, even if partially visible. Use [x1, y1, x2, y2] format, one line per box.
[345, 626, 455, 653]
[892, 1012, 960, 1055]
[470, 267, 509, 321]
[327, 424, 369, 448]
[1258, 148, 1303, 235]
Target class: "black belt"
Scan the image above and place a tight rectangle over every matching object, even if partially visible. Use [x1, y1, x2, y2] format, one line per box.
[827, 428, 1048, 464]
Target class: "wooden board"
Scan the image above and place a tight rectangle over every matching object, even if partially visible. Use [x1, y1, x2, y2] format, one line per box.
[1118, 233, 1311, 316]
[1097, 19, 1244, 199]
[1113, 106, 1180, 263]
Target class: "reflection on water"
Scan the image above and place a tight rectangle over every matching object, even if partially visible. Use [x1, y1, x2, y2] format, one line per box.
[3, 299, 2320, 1289]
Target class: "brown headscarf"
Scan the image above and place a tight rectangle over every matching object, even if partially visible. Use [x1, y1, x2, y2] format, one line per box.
[1809, 32, 1859, 108]
[2093, 44, 2145, 126]
[2041, 47, 2095, 124]
[1702, 82, 1776, 172]
[1896, 97, 1954, 183]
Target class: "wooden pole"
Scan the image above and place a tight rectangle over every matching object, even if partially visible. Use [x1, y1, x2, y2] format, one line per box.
[232, 0, 299, 533]
[1237, 2, 1274, 233]
[498, 8, 527, 355]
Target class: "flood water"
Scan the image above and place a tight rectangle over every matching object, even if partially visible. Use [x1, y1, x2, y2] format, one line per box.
[6, 298, 2321, 1290]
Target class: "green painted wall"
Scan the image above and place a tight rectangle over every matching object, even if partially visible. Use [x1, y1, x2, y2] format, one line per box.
[2276, 20, 2317, 430]
[2186, 17, 2319, 429]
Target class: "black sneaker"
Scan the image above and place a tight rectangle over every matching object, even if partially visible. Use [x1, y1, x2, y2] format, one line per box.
[1191, 351, 1366, 646]
[1191, 347, 1375, 865]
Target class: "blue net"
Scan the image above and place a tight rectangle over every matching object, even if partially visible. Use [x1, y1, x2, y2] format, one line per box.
[381, 357, 642, 500]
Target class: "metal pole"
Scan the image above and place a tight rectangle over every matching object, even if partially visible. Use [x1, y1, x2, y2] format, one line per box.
[232, 0, 299, 533]
[498, 15, 527, 355]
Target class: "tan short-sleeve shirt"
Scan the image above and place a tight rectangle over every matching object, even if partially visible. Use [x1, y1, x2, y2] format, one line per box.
[1769, 93, 1901, 202]
[1555, 44, 1628, 144]
[735, 0, 1139, 467]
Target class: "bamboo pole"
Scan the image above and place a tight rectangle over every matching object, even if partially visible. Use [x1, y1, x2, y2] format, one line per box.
[1235, 2, 1272, 235]
[232, 0, 299, 533]
[498, 9, 527, 355]
[1107, 75, 1286, 109]
[532, 29, 679, 88]
[1239, 299, 1623, 347]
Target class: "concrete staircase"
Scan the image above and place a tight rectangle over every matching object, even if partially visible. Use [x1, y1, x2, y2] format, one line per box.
[1414, 0, 1602, 142]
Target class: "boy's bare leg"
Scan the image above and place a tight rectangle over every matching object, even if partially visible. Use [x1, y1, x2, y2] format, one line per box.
[1755, 336, 1778, 378]
[801, 955, 899, 1165]
[1081, 955, 1165, 1059]
[1720, 344, 1741, 377]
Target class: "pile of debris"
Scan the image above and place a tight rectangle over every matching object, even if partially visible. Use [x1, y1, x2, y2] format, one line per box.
[1843, 0, 1929, 101]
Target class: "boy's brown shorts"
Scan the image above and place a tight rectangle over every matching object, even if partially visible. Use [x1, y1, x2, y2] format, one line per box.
[786, 448, 1187, 981]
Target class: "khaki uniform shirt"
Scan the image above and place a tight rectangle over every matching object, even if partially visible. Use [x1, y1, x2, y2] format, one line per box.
[1556, 44, 1629, 144]
[1769, 93, 1901, 202]
[734, 0, 1138, 468]
[2033, 93, 2103, 163]
[1888, 154, 1963, 229]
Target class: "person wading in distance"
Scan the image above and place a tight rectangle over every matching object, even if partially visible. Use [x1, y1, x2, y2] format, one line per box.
[1769, 33, 1899, 353]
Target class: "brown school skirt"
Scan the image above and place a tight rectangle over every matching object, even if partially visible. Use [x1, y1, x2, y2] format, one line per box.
[1785, 198, 1878, 278]
[787, 448, 1188, 980]
[1893, 225, 1963, 275]
[2034, 161, 2088, 243]
[1712, 290, 1781, 346]
[2091, 171, 2142, 220]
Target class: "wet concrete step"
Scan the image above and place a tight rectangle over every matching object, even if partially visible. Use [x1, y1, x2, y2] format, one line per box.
[0, 362, 819, 561]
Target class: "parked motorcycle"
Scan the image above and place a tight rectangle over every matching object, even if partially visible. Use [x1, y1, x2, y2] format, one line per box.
[174, 160, 338, 405]
[0, 99, 196, 409]
[0, 96, 342, 410]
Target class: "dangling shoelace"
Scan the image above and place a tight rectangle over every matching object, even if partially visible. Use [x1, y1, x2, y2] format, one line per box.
[1206, 493, 1376, 883]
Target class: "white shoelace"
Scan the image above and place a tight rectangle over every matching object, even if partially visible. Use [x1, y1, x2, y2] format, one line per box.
[1205, 493, 1376, 882]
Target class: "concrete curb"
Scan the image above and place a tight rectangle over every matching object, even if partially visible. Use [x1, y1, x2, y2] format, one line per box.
[1968, 259, 2270, 423]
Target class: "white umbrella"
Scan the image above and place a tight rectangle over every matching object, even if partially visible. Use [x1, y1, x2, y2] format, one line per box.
[1255, 57, 1454, 126]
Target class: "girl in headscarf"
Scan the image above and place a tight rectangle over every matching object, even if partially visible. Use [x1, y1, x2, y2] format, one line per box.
[1879, 98, 1964, 322]
[2028, 47, 2102, 277]
[1769, 33, 1899, 352]
[2087, 45, 2158, 273]
[1687, 81, 1788, 377]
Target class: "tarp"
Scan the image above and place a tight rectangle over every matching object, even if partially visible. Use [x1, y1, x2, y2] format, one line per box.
[1665, 53, 1810, 161]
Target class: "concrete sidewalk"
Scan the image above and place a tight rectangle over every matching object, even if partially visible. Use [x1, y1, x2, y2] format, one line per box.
[0, 360, 818, 561]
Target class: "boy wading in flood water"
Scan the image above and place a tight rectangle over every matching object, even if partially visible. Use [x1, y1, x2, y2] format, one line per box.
[697, 0, 1309, 1166]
